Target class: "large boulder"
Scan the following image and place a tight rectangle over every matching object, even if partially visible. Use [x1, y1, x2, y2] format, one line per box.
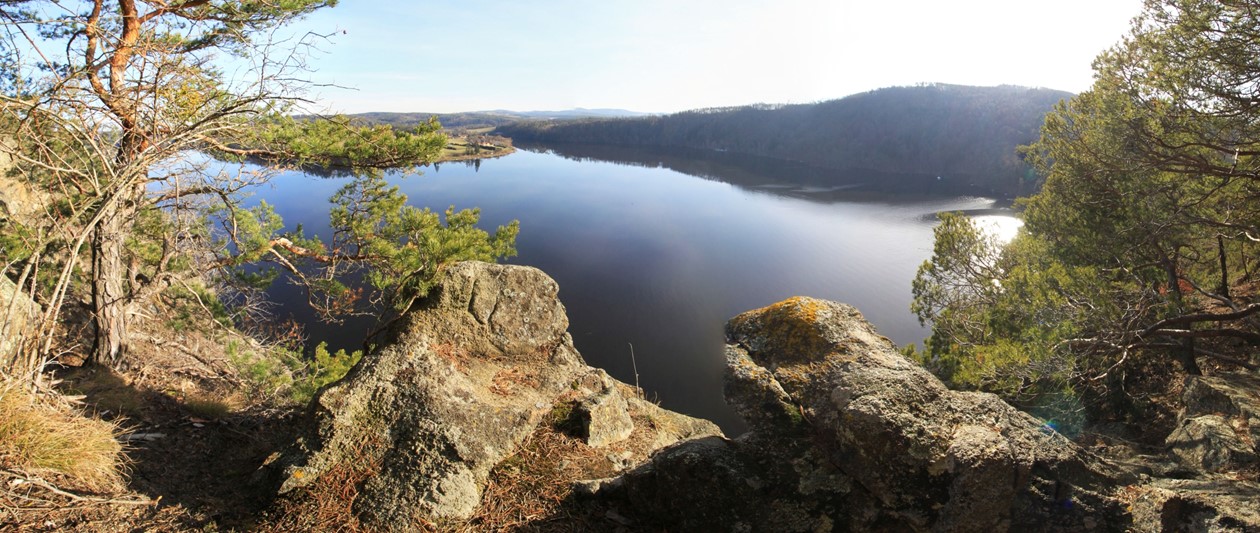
[276, 262, 718, 530]
[590, 297, 1138, 531]
[273, 274, 1260, 531]
[1167, 373, 1260, 475]
[1166, 415, 1257, 474]
[1126, 478, 1260, 532]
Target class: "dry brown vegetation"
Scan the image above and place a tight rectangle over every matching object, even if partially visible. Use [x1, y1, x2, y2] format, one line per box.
[0, 302, 315, 531]
[462, 423, 613, 532]
[0, 383, 124, 493]
[255, 438, 386, 533]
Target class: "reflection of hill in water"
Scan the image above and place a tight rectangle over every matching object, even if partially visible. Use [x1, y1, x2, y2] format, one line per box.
[519, 142, 1003, 203]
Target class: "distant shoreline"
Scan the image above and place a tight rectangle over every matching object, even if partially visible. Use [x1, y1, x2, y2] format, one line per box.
[435, 134, 515, 163]
[435, 145, 515, 163]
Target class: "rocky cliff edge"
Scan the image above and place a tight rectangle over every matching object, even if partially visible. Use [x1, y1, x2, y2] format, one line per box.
[274, 262, 719, 530]
[274, 263, 1260, 531]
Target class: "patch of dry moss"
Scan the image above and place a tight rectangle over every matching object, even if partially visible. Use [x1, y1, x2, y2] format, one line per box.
[729, 297, 836, 367]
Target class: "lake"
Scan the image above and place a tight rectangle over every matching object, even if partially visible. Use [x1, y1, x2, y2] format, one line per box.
[251, 144, 1019, 434]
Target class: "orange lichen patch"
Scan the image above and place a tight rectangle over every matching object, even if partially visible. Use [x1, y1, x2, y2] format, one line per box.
[728, 297, 836, 367]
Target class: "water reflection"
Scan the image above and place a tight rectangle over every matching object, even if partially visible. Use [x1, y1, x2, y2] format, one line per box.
[250, 146, 1020, 434]
[520, 141, 1014, 201]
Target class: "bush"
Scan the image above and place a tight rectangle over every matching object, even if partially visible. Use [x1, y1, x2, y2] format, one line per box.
[290, 342, 363, 405]
[227, 339, 362, 406]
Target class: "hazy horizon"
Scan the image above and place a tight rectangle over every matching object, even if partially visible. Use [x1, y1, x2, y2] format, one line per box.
[290, 1, 1143, 115]
[337, 83, 1071, 116]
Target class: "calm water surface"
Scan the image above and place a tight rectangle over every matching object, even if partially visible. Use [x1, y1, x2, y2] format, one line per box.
[253, 145, 1016, 434]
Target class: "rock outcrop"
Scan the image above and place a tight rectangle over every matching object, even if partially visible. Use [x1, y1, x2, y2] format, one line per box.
[0, 155, 47, 365]
[0, 157, 50, 227]
[274, 265, 1260, 531]
[1167, 373, 1260, 474]
[276, 262, 719, 529]
[588, 297, 1138, 531]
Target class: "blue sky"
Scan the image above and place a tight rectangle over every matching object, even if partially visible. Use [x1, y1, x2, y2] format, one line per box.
[290, 0, 1144, 114]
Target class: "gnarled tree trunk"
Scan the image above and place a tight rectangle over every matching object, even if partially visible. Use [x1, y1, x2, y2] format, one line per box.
[90, 208, 131, 365]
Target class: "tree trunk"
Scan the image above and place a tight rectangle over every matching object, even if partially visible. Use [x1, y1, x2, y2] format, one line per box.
[90, 209, 130, 365]
[1218, 234, 1230, 298]
[1163, 258, 1202, 376]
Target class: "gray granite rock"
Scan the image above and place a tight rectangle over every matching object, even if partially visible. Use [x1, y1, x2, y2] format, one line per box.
[276, 262, 718, 530]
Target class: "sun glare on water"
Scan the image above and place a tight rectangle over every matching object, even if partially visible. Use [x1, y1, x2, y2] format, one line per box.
[973, 215, 1024, 244]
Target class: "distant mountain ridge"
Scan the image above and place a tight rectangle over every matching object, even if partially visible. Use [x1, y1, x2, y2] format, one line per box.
[496, 85, 1072, 198]
[339, 108, 650, 131]
[494, 108, 654, 119]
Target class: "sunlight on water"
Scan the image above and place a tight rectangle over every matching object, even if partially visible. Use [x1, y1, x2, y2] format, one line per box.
[973, 215, 1024, 244]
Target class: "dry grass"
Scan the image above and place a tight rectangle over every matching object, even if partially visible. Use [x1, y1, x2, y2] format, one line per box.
[180, 395, 232, 420]
[461, 417, 615, 532]
[0, 380, 124, 492]
[256, 436, 390, 533]
[258, 465, 376, 533]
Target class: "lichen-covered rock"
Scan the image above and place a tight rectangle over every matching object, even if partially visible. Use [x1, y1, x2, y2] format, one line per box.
[592, 297, 1137, 532]
[1177, 373, 1260, 474]
[273, 276, 1260, 531]
[276, 262, 718, 530]
[0, 159, 49, 226]
[1166, 415, 1257, 473]
[1183, 373, 1260, 422]
[1126, 478, 1260, 532]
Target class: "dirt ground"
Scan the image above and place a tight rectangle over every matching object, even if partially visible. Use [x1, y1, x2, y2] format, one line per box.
[1, 311, 305, 532]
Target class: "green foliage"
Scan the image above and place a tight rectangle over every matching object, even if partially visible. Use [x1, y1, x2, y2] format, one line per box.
[240, 115, 448, 172]
[280, 173, 519, 322]
[164, 282, 232, 328]
[212, 200, 287, 266]
[0, 0, 354, 367]
[915, 1, 1260, 430]
[226, 339, 296, 401]
[912, 215, 1105, 410]
[0, 220, 36, 264]
[289, 342, 362, 404]
[911, 212, 1005, 335]
[226, 338, 361, 405]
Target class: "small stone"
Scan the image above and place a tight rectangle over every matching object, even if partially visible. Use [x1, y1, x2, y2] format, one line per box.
[577, 387, 634, 448]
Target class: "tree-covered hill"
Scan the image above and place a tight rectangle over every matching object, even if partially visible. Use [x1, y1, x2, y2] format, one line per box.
[340, 108, 650, 132]
[497, 85, 1072, 198]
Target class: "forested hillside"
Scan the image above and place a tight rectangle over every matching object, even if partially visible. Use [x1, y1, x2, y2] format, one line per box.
[912, 0, 1260, 442]
[498, 85, 1071, 198]
[343, 108, 649, 133]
